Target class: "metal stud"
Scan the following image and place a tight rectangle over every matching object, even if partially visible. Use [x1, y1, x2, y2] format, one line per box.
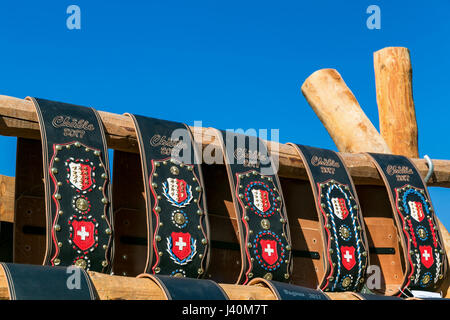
[264, 273, 273, 280]
[55, 194, 61, 200]
[154, 206, 161, 213]
[75, 259, 87, 269]
[105, 228, 112, 235]
[75, 142, 81, 148]
[102, 260, 108, 267]
[54, 224, 61, 231]
[261, 219, 270, 230]
[155, 235, 161, 241]
[54, 258, 61, 265]
[201, 239, 207, 245]
[102, 198, 108, 204]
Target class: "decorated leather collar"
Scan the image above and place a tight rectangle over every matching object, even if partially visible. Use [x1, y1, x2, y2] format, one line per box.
[288, 144, 369, 292]
[367, 152, 448, 296]
[14, 98, 113, 273]
[113, 115, 210, 278]
[212, 129, 292, 284]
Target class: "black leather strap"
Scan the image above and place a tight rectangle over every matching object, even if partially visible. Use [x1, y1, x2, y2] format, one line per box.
[138, 274, 228, 300]
[1, 263, 97, 300]
[15, 98, 113, 272]
[353, 293, 402, 300]
[367, 153, 447, 295]
[288, 144, 369, 292]
[248, 278, 329, 300]
[114, 115, 210, 278]
[213, 129, 292, 284]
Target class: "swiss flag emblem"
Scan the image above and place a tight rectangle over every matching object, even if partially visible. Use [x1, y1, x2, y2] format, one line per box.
[420, 245, 434, 269]
[341, 246, 356, 270]
[171, 232, 192, 261]
[252, 189, 271, 212]
[71, 220, 95, 251]
[260, 239, 278, 265]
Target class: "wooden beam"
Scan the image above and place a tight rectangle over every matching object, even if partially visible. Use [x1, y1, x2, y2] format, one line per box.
[301, 69, 391, 154]
[374, 47, 419, 158]
[0, 95, 449, 187]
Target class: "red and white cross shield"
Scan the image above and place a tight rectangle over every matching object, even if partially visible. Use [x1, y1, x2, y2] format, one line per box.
[341, 246, 356, 270]
[69, 162, 93, 191]
[260, 239, 278, 265]
[252, 189, 271, 212]
[71, 220, 96, 251]
[167, 178, 188, 203]
[408, 201, 425, 222]
[420, 245, 434, 269]
[171, 232, 192, 261]
[331, 197, 349, 220]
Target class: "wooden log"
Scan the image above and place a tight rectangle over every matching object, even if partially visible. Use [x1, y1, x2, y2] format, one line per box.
[0, 266, 354, 300]
[0, 175, 14, 223]
[301, 69, 391, 154]
[0, 95, 449, 187]
[374, 47, 419, 158]
[0, 267, 276, 300]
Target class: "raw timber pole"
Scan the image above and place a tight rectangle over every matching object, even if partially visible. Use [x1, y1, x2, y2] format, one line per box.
[301, 68, 391, 153]
[374, 47, 419, 158]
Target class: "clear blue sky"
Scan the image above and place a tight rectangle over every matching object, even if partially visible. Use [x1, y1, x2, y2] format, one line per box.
[0, 1, 449, 226]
